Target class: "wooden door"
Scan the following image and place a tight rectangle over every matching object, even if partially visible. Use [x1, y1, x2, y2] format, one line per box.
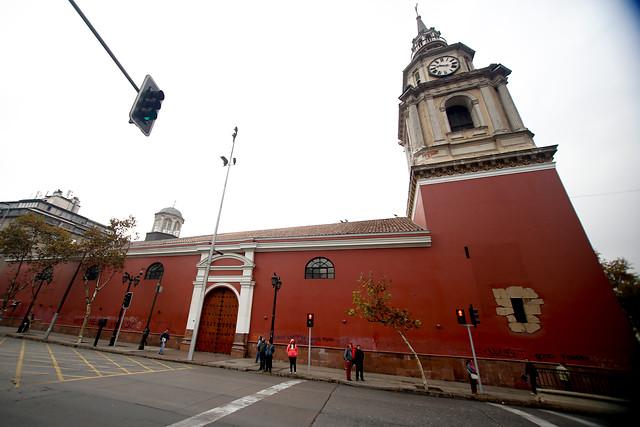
[195, 287, 238, 354]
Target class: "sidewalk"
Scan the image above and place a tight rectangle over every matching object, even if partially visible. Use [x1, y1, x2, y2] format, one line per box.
[0, 326, 630, 417]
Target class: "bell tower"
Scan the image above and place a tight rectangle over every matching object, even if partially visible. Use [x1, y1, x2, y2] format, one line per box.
[394, 11, 636, 370]
[400, 13, 556, 222]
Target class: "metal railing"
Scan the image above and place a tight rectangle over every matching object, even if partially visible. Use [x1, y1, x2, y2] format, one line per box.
[537, 367, 631, 398]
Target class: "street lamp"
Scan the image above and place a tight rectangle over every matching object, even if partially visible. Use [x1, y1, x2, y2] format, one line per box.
[269, 272, 282, 343]
[138, 273, 164, 350]
[108, 269, 142, 346]
[187, 127, 239, 361]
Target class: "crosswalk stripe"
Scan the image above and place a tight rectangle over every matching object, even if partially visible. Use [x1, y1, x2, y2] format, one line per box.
[488, 402, 557, 427]
[168, 379, 303, 427]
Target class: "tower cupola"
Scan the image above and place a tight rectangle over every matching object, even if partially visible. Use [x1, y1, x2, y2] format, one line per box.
[411, 9, 447, 58]
[145, 205, 185, 241]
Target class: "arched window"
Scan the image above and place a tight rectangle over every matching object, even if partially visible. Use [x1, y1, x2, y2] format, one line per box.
[446, 105, 474, 132]
[305, 257, 335, 279]
[84, 265, 100, 281]
[443, 94, 480, 133]
[145, 262, 164, 280]
[162, 218, 172, 232]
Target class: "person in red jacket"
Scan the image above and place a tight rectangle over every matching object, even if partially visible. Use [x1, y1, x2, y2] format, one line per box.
[287, 339, 299, 373]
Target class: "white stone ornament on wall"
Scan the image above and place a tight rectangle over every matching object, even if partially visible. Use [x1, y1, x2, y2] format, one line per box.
[493, 286, 544, 333]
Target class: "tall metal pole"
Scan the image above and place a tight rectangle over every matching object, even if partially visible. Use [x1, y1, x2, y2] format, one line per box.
[44, 254, 86, 340]
[187, 127, 238, 361]
[139, 277, 162, 350]
[466, 324, 484, 394]
[269, 287, 278, 343]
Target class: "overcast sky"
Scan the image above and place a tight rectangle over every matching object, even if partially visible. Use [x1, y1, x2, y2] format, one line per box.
[1, 1, 639, 271]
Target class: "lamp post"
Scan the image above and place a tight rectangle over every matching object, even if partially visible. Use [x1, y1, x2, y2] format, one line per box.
[17, 267, 53, 333]
[269, 273, 282, 343]
[138, 274, 163, 350]
[187, 127, 239, 361]
[108, 269, 142, 346]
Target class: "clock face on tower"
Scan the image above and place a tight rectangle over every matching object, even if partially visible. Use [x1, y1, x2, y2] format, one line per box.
[428, 55, 460, 77]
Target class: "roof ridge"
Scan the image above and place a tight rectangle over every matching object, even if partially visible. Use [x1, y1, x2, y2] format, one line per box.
[132, 217, 425, 247]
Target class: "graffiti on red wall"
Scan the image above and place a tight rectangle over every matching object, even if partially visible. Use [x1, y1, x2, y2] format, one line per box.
[561, 353, 589, 361]
[71, 315, 142, 331]
[476, 347, 590, 363]
[478, 347, 526, 359]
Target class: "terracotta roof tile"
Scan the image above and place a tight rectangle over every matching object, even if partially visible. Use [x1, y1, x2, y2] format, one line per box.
[132, 217, 425, 247]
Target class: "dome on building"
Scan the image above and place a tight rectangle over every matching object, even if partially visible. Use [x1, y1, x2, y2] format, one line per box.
[157, 206, 183, 219]
[145, 205, 185, 241]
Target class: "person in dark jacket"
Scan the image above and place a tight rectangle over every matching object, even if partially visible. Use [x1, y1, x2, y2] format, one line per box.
[354, 345, 365, 381]
[524, 358, 539, 394]
[265, 340, 275, 372]
[259, 338, 268, 371]
[344, 343, 354, 381]
[159, 329, 170, 354]
[255, 336, 263, 364]
[466, 359, 478, 394]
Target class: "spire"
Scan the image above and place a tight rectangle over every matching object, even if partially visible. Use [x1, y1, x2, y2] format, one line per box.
[415, 4, 428, 34]
[411, 4, 447, 58]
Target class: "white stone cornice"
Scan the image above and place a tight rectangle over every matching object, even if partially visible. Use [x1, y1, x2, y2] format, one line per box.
[251, 235, 431, 252]
[130, 233, 431, 257]
[415, 161, 556, 187]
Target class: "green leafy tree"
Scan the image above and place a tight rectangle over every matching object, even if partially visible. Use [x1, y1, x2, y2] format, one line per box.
[346, 272, 428, 389]
[75, 216, 136, 344]
[599, 255, 640, 334]
[0, 213, 75, 320]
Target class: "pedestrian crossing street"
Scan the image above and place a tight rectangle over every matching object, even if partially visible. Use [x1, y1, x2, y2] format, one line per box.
[0, 336, 192, 389]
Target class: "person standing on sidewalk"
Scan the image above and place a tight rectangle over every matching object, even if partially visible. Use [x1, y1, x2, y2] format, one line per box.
[265, 340, 275, 372]
[344, 343, 354, 381]
[159, 329, 170, 354]
[524, 358, 539, 394]
[287, 339, 298, 373]
[555, 362, 571, 391]
[259, 338, 268, 371]
[141, 327, 150, 348]
[354, 345, 365, 381]
[466, 359, 478, 394]
[255, 336, 263, 364]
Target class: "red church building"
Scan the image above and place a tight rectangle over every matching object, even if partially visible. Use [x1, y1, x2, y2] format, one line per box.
[2, 14, 636, 389]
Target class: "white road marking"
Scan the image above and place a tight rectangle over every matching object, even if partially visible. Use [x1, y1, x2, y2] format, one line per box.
[168, 379, 303, 427]
[541, 409, 604, 426]
[488, 402, 558, 427]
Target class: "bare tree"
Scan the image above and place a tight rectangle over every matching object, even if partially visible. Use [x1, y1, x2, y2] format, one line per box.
[346, 272, 428, 389]
[0, 213, 74, 321]
[75, 216, 136, 344]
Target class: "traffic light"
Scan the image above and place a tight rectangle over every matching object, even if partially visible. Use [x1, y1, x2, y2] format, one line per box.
[129, 75, 164, 136]
[469, 304, 480, 328]
[456, 308, 466, 324]
[122, 292, 133, 309]
[307, 313, 314, 327]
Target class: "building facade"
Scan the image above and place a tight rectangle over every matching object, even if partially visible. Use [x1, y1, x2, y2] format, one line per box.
[1, 16, 637, 388]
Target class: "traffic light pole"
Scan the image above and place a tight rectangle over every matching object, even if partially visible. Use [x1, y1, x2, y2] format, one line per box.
[68, 0, 140, 93]
[308, 327, 312, 376]
[113, 306, 128, 346]
[466, 324, 484, 394]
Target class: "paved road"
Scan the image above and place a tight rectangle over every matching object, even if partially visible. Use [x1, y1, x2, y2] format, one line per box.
[0, 337, 614, 426]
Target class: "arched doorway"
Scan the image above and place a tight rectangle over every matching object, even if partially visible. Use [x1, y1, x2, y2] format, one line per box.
[195, 287, 238, 354]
